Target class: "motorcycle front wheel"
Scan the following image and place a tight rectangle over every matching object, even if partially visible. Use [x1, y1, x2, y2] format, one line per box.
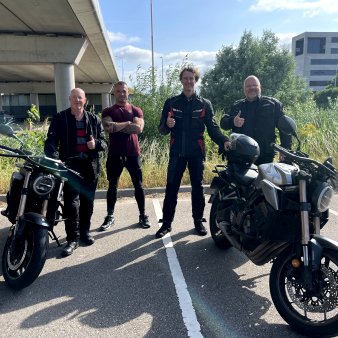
[2, 226, 49, 290]
[209, 193, 232, 250]
[270, 248, 338, 337]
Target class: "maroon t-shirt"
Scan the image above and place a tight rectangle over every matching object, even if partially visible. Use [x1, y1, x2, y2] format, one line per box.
[102, 103, 143, 156]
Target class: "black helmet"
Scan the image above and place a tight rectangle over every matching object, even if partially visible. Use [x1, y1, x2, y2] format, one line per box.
[227, 133, 260, 165]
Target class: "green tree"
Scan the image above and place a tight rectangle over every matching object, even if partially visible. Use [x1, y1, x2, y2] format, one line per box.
[26, 104, 40, 129]
[313, 75, 338, 108]
[200, 30, 310, 112]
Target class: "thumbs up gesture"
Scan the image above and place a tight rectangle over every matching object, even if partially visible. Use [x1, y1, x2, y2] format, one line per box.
[166, 111, 176, 128]
[87, 135, 95, 149]
[233, 110, 245, 127]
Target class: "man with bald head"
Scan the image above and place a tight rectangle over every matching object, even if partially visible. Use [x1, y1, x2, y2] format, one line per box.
[45, 88, 107, 257]
[220, 75, 291, 165]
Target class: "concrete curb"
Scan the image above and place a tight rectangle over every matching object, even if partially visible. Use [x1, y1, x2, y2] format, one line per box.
[0, 185, 213, 202]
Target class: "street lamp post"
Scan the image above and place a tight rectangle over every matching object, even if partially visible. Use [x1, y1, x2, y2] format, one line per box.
[121, 57, 124, 81]
[150, 0, 155, 87]
[115, 56, 124, 81]
[160, 56, 163, 82]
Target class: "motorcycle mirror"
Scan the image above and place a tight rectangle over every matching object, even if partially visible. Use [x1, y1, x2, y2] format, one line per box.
[0, 123, 24, 146]
[0, 123, 15, 137]
[278, 116, 297, 136]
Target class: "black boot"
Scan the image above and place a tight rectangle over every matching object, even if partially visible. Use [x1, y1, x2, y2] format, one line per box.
[194, 218, 207, 236]
[80, 232, 95, 246]
[62, 241, 79, 257]
[80, 222, 95, 246]
[155, 221, 172, 238]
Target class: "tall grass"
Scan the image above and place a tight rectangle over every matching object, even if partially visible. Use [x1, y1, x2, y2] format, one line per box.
[285, 98, 338, 166]
[0, 99, 337, 194]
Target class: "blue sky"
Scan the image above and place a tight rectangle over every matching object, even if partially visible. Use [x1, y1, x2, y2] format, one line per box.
[98, 0, 338, 83]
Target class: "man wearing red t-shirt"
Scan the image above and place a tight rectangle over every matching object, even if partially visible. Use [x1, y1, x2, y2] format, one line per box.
[100, 81, 151, 230]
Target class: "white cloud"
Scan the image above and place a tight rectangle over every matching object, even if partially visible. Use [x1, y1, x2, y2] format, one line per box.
[276, 32, 295, 50]
[107, 31, 140, 43]
[250, 0, 338, 17]
[114, 45, 154, 64]
[114, 46, 216, 70]
[112, 47, 217, 83]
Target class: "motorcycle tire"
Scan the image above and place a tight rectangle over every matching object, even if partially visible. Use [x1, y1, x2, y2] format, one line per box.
[209, 193, 232, 250]
[2, 226, 49, 290]
[270, 248, 338, 337]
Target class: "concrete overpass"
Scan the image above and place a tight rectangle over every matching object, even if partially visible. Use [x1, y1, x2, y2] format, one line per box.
[0, 0, 119, 113]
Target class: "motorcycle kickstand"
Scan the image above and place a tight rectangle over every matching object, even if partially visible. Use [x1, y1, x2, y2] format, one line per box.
[49, 230, 62, 247]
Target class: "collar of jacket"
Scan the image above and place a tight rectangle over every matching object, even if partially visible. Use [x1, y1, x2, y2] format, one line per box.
[180, 92, 197, 101]
[245, 95, 261, 103]
[66, 108, 93, 138]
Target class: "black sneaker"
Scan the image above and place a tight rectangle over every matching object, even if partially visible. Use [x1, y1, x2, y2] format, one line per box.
[194, 218, 207, 236]
[139, 214, 151, 229]
[100, 215, 115, 231]
[155, 222, 172, 238]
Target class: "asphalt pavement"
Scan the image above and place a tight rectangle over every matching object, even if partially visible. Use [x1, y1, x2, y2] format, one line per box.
[0, 191, 337, 338]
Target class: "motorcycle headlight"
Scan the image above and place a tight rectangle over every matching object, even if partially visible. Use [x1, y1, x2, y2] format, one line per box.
[312, 182, 333, 212]
[32, 174, 55, 196]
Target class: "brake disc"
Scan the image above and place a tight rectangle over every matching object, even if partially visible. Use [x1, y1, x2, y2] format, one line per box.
[286, 266, 338, 312]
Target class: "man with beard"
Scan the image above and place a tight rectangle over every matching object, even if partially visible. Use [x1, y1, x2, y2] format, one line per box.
[220, 75, 292, 165]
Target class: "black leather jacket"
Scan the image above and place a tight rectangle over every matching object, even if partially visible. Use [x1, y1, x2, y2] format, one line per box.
[159, 93, 227, 158]
[220, 96, 292, 157]
[44, 108, 107, 178]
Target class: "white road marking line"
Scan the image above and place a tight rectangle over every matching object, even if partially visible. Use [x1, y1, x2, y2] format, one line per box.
[330, 209, 338, 217]
[152, 198, 203, 338]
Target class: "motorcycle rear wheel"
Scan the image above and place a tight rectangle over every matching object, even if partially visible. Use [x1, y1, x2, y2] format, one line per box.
[209, 193, 232, 250]
[2, 226, 49, 290]
[270, 248, 338, 337]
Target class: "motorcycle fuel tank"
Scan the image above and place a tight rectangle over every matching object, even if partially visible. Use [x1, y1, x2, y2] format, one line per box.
[258, 162, 299, 186]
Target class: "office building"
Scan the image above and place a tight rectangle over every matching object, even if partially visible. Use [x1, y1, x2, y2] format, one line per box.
[292, 32, 338, 91]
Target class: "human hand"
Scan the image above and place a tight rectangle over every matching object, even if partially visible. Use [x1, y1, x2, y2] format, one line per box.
[224, 141, 231, 151]
[87, 135, 95, 149]
[166, 112, 175, 128]
[234, 111, 245, 127]
[102, 116, 114, 133]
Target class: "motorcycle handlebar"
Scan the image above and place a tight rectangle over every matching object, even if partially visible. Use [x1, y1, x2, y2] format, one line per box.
[271, 143, 336, 177]
[0, 144, 30, 156]
[0, 144, 83, 178]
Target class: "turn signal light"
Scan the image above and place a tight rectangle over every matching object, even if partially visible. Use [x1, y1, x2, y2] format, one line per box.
[291, 259, 301, 268]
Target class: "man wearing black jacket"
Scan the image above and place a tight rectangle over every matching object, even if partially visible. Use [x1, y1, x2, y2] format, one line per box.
[220, 75, 291, 165]
[156, 66, 230, 239]
[44, 88, 107, 257]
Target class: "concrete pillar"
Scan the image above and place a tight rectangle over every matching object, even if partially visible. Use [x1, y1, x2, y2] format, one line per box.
[54, 63, 75, 112]
[29, 93, 39, 111]
[101, 93, 111, 110]
[0, 94, 3, 110]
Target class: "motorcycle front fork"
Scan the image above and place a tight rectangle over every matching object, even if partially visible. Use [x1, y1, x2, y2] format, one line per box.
[299, 176, 323, 290]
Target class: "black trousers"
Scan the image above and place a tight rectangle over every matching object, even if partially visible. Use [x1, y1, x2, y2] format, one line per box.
[63, 160, 98, 243]
[63, 160, 98, 242]
[162, 155, 205, 224]
[255, 154, 275, 165]
[106, 154, 145, 216]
